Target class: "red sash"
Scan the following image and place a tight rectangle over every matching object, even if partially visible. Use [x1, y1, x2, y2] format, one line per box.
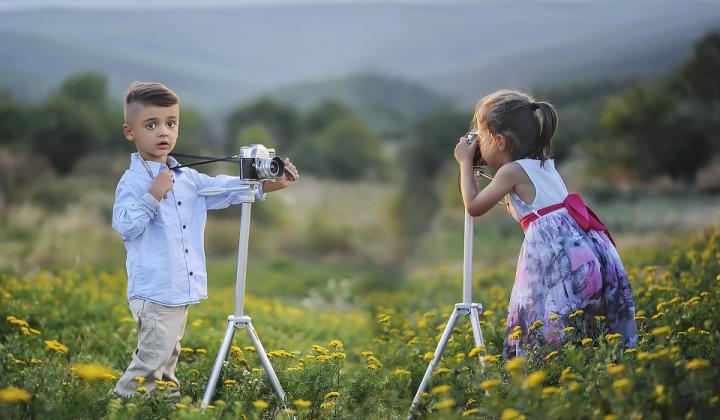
[519, 193, 615, 246]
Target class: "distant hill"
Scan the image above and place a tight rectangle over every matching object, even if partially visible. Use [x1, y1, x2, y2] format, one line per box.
[258, 74, 450, 132]
[0, 1, 718, 116]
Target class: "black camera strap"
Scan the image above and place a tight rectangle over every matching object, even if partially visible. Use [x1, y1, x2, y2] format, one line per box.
[168, 152, 239, 170]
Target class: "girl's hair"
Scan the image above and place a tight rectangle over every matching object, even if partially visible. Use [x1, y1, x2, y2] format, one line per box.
[471, 90, 558, 165]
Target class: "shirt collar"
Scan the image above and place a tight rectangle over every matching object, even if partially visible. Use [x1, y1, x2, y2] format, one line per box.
[130, 153, 181, 177]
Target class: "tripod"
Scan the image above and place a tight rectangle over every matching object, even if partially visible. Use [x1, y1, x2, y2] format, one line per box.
[199, 182, 287, 412]
[408, 172, 488, 419]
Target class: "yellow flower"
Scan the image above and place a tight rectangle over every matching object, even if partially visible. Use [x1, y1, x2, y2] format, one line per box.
[434, 399, 455, 410]
[563, 326, 575, 334]
[325, 391, 340, 399]
[393, 369, 411, 377]
[433, 368, 452, 376]
[431, 384, 452, 395]
[605, 333, 623, 343]
[568, 309, 584, 319]
[245, 346, 256, 352]
[320, 401, 335, 409]
[505, 357, 525, 374]
[544, 351, 559, 362]
[528, 320, 544, 332]
[612, 378, 632, 392]
[651, 326, 671, 337]
[480, 379, 500, 390]
[483, 354, 500, 363]
[463, 408, 480, 416]
[607, 364, 625, 376]
[253, 400, 269, 409]
[361, 351, 373, 358]
[581, 338, 594, 346]
[542, 386, 561, 398]
[328, 339, 344, 350]
[0, 387, 31, 403]
[686, 359, 710, 371]
[560, 367, 578, 383]
[468, 346, 485, 358]
[523, 371, 546, 389]
[224, 379, 236, 385]
[134, 376, 145, 384]
[180, 347, 194, 353]
[293, 399, 311, 408]
[73, 363, 116, 382]
[44, 339, 69, 354]
[422, 352, 434, 361]
[483, 310, 494, 317]
[136, 386, 147, 394]
[195, 348, 207, 354]
[549, 314, 560, 321]
[377, 314, 391, 324]
[312, 345, 330, 355]
[501, 408, 526, 420]
[594, 315, 606, 322]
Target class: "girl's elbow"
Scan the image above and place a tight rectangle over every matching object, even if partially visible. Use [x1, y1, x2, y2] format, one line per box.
[466, 205, 487, 217]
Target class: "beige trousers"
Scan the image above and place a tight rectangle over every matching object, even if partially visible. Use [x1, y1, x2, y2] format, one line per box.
[113, 298, 188, 397]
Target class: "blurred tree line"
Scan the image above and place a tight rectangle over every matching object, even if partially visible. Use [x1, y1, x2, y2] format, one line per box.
[591, 30, 720, 184]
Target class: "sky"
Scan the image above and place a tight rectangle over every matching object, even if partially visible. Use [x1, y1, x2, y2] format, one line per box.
[0, 0, 603, 11]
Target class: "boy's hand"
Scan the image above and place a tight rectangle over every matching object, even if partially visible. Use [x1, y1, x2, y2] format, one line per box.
[149, 168, 174, 201]
[454, 136, 477, 165]
[263, 158, 299, 192]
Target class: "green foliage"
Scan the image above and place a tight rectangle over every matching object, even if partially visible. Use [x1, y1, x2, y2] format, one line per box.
[1, 230, 720, 418]
[294, 115, 384, 180]
[226, 98, 300, 152]
[594, 29, 720, 184]
[31, 96, 104, 175]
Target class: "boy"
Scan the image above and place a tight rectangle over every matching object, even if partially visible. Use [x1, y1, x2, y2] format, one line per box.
[111, 81, 299, 398]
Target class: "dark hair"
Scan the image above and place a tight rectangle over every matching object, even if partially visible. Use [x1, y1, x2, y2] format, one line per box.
[472, 90, 558, 165]
[124, 81, 179, 121]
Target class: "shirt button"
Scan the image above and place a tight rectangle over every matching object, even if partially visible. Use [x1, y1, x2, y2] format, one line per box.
[177, 201, 182, 206]
[189, 271, 193, 276]
[183, 225, 186, 229]
[185, 249, 189, 253]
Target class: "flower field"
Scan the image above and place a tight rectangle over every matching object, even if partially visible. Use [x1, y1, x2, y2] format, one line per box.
[1, 229, 719, 419]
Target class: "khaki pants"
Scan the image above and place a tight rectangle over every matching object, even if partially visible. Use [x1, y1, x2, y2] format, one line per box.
[113, 298, 188, 397]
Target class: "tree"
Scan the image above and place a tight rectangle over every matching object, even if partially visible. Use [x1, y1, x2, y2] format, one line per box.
[31, 97, 103, 175]
[295, 115, 384, 180]
[226, 98, 299, 152]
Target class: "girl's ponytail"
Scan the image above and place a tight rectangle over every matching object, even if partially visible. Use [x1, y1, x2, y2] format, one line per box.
[533, 101, 558, 164]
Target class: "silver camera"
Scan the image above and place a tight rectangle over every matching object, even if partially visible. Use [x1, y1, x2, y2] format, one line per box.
[238, 144, 285, 181]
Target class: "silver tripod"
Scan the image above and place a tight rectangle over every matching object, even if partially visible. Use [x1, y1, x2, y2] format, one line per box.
[199, 182, 287, 412]
[408, 171, 488, 419]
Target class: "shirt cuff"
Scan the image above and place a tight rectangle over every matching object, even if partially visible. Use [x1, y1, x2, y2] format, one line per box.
[139, 192, 161, 216]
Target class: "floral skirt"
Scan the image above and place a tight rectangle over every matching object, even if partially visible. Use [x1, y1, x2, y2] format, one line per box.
[503, 209, 637, 359]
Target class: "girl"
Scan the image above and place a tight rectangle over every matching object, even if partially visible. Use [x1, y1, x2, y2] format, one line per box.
[454, 90, 637, 359]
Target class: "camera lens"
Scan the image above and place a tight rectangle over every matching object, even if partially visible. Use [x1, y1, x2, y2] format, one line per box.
[255, 156, 285, 179]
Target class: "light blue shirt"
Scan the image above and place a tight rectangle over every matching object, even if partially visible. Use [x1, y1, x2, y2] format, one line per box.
[112, 153, 264, 306]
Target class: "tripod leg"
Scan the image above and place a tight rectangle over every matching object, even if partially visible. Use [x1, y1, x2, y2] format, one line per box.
[469, 307, 486, 368]
[246, 321, 287, 403]
[408, 308, 460, 419]
[201, 320, 236, 412]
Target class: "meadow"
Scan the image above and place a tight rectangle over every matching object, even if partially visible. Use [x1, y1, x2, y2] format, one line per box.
[1, 165, 719, 418]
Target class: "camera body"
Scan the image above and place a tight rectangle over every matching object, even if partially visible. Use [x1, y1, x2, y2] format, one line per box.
[238, 144, 285, 181]
[464, 131, 484, 168]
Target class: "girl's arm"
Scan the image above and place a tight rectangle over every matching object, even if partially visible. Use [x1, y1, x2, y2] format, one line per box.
[458, 163, 518, 217]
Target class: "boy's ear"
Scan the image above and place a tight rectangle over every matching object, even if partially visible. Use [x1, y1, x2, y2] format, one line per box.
[122, 123, 134, 142]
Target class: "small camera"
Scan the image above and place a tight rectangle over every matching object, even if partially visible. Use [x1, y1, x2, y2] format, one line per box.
[238, 144, 285, 181]
[464, 131, 484, 168]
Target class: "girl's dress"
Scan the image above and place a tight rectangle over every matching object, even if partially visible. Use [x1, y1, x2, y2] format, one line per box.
[503, 159, 637, 359]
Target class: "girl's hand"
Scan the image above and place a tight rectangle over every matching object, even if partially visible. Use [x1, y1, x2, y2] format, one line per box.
[278, 158, 299, 188]
[454, 136, 477, 165]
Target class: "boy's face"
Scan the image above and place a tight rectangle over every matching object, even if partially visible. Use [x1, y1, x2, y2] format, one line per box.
[123, 103, 179, 164]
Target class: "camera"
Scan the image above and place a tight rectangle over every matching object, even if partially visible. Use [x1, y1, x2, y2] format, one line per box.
[464, 131, 484, 168]
[238, 144, 285, 181]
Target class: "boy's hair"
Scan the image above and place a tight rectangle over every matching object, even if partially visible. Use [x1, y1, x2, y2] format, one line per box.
[124, 81, 179, 122]
[471, 89, 558, 165]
